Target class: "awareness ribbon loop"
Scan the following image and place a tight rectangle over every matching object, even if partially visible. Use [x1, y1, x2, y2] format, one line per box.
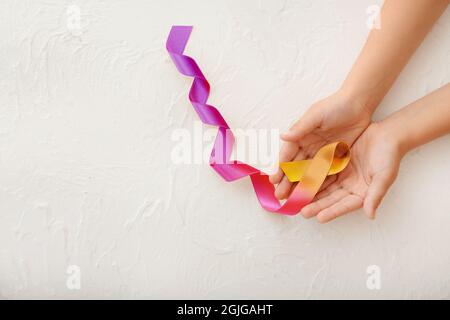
[166, 26, 350, 215]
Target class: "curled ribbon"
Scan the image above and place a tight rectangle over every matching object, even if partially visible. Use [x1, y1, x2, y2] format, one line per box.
[166, 26, 350, 215]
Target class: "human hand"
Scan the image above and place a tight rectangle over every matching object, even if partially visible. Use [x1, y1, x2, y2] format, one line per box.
[300, 122, 405, 223]
[270, 89, 372, 199]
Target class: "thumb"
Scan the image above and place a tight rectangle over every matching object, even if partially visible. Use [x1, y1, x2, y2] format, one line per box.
[363, 171, 395, 219]
[281, 112, 320, 142]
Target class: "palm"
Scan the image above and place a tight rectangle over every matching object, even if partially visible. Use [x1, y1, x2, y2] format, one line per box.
[290, 111, 369, 159]
[301, 123, 401, 223]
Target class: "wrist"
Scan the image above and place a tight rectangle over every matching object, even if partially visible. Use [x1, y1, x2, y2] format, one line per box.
[378, 116, 413, 157]
[338, 82, 381, 116]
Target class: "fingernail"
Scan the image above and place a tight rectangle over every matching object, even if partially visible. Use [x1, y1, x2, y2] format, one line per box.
[316, 216, 327, 224]
[300, 210, 311, 219]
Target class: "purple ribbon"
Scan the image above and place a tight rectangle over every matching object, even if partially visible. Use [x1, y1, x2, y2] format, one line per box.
[166, 26, 312, 215]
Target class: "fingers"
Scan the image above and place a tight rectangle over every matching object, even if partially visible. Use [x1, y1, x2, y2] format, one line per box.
[316, 194, 363, 223]
[313, 179, 341, 201]
[363, 171, 395, 219]
[300, 187, 347, 218]
[274, 150, 306, 199]
[274, 177, 295, 200]
[269, 142, 299, 185]
[280, 112, 320, 142]
[316, 175, 338, 195]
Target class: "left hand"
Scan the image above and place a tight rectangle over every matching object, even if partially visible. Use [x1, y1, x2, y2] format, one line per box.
[270, 89, 372, 199]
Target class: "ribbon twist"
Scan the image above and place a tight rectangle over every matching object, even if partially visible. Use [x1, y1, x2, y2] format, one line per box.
[166, 26, 350, 215]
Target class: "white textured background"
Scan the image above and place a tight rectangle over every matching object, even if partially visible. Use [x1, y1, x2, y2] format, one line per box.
[1, 0, 450, 299]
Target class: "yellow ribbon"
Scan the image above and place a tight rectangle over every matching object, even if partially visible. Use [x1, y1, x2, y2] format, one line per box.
[280, 142, 350, 184]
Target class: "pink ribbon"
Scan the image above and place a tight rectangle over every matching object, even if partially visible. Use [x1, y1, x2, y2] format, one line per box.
[166, 26, 315, 215]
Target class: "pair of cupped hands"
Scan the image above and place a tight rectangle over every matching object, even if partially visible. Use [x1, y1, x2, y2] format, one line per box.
[270, 89, 402, 223]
